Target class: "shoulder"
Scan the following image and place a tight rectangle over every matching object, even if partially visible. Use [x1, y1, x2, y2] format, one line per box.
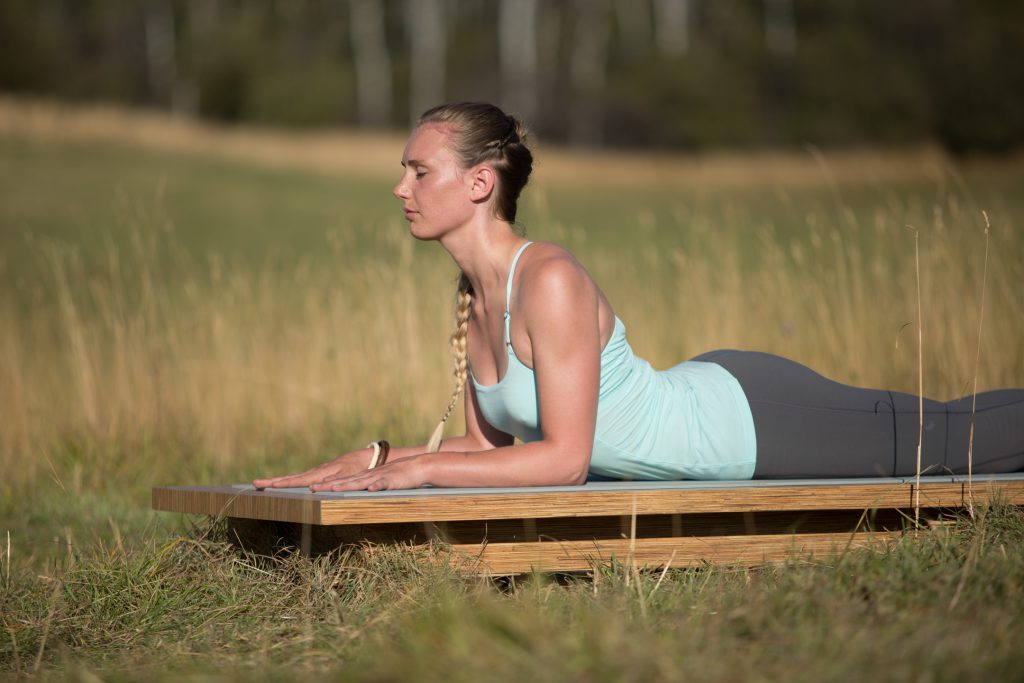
[517, 242, 598, 321]
[519, 242, 592, 295]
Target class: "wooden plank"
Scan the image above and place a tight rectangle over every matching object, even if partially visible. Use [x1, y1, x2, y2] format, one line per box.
[447, 531, 905, 574]
[316, 485, 909, 524]
[226, 508, 903, 548]
[152, 485, 322, 524]
[954, 479, 1024, 506]
[152, 477, 1024, 525]
[156, 476, 1024, 573]
[224, 513, 907, 574]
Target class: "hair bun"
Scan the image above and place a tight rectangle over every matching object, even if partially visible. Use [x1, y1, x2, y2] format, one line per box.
[501, 116, 519, 148]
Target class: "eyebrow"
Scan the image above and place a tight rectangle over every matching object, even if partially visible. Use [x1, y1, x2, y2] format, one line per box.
[401, 159, 425, 167]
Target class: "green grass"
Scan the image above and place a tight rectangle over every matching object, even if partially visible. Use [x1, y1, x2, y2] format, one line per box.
[4, 132, 1023, 298]
[0, 135, 394, 293]
[4, 507, 1024, 680]
[1, 109, 1023, 679]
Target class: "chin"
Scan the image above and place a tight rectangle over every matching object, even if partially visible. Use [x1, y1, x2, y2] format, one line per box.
[408, 221, 444, 242]
[408, 223, 431, 241]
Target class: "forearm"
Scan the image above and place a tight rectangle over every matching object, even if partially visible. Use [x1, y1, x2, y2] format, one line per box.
[260, 434, 491, 486]
[381, 434, 494, 463]
[418, 441, 589, 488]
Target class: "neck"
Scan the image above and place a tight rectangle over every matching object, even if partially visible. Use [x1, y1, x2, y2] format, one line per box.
[440, 217, 527, 306]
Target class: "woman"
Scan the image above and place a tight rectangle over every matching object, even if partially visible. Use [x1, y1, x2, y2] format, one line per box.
[255, 102, 1024, 493]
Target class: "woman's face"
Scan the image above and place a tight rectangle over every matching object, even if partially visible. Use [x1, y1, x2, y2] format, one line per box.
[393, 124, 476, 240]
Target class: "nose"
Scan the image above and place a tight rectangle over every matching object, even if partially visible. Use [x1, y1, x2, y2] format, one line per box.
[393, 176, 409, 200]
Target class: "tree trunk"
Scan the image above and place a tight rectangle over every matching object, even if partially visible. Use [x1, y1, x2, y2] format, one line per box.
[176, 0, 221, 117]
[143, 0, 179, 112]
[499, 0, 539, 123]
[764, 0, 796, 56]
[653, 0, 691, 57]
[407, 0, 446, 124]
[569, 0, 612, 146]
[615, 0, 652, 58]
[349, 0, 393, 127]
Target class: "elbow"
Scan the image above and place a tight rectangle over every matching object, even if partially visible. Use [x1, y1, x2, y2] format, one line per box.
[552, 469, 587, 486]
[543, 440, 591, 486]
[561, 448, 593, 485]
[561, 457, 590, 486]
[567, 470, 588, 486]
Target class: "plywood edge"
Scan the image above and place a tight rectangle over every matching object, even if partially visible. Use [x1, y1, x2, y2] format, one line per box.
[152, 486, 323, 524]
[959, 479, 1024, 506]
[152, 479, 1024, 526]
[318, 483, 919, 524]
[446, 530, 904, 574]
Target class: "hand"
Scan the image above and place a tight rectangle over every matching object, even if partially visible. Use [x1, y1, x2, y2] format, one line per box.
[309, 456, 429, 493]
[253, 448, 372, 489]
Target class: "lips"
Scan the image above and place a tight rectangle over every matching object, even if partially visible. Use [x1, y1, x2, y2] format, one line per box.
[403, 207, 418, 220]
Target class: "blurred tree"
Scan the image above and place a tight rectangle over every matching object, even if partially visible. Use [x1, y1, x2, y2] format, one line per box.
[0, 0, 64, 93]
[764, 0, 795, 56]
[1, 0, 1021, 151]
[653, 0, 691, 57]
[350, 0, 393, 127]
[569, 0, 612, 145]
[406, 0, 447, 123]
[142, 0, 180, 111]
[614, 0, 652, 59]
[927, 1, 1024, 153]
[499, 0, 539, 123]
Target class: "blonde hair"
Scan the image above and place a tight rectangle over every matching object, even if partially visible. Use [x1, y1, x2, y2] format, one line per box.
[425, 272, 473, 452]
[422, 103, 533, 453]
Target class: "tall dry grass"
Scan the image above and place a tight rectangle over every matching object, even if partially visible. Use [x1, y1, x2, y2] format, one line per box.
[0, 99, 1021, 495]
[0, 223, 457, 482]
[1, 195, 1020, 494]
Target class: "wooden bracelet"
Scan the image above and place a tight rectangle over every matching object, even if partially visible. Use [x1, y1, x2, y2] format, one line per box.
[366, 440, 391, 469]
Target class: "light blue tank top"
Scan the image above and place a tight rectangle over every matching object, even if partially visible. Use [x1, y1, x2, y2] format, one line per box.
[469, 241, 757, 480]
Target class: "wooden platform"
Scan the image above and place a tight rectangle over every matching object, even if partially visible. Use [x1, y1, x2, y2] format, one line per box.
[152, 474, 1024, 574]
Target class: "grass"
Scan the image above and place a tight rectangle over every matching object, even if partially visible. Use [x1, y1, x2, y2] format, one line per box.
[0, 98, 1022, 679]
[4, 507, 1024, 680]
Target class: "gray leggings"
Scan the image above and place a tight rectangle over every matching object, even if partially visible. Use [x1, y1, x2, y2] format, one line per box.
[692, 350, 1024, 479]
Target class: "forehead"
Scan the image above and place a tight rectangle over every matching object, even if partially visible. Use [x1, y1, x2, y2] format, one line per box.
[402, 123, 457, 165]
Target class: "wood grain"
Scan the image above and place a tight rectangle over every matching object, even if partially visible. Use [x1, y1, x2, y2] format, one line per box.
[155, 477, 1024, 573]
[153, 486, 322, 524]
[153, 478, 1024, 525]
[448, 530, 905, 573]
[225, 513, 907, 573]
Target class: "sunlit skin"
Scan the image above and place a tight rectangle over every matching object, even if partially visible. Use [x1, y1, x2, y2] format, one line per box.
[254, 123, 618, 491]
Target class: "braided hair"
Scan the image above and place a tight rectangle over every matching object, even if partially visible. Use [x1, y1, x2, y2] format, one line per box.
[420, 103, 534, 453]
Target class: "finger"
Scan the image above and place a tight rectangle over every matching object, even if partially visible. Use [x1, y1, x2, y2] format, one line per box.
[254, 472, 318, 488]
[253, 476, 301, 489]
[317, 468, 369, 485]
[311, 473, 379, 492]
[314, 461, 395, 487]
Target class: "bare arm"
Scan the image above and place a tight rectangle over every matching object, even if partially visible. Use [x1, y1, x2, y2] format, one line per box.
[254, 375, 516, 489]
[253, 435, 490, 489]
[312, 254, 601, 491]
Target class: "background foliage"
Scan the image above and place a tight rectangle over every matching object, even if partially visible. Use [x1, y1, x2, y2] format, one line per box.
[2, 0, 1023, 151]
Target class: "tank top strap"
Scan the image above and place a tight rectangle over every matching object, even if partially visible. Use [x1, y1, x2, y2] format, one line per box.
[504, 241, 534, 347]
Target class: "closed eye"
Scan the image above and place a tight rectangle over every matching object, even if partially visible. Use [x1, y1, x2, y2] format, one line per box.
[402, 158, 429, 179]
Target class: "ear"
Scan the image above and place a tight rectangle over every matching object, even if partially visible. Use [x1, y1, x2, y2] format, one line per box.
[467, 164, 496, 203]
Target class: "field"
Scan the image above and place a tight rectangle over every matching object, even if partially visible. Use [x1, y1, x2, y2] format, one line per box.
[1, 98, 1023, 680]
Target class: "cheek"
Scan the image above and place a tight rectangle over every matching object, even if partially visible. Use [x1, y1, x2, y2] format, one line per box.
[427, 180, 470, 213]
